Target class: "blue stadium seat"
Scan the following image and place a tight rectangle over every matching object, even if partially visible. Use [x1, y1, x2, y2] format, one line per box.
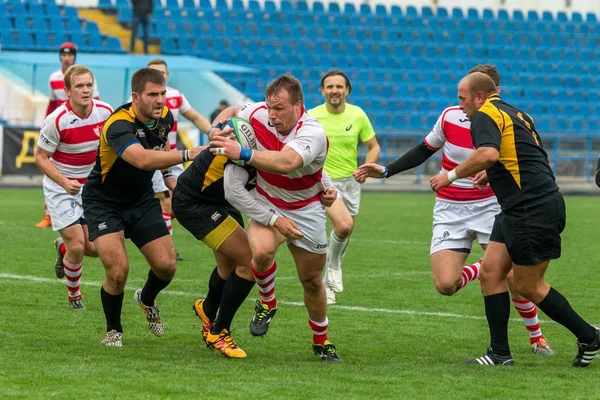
[359, 3, 371, 15]
[391, 5, 402, 17]
[13, 15, 30, 31]
[466, 8, 478, 19]
[28, 3, 45, 16]
[482, 9, 494, 19]
[88, 34, 103, 51]
[105, 36, 124, 53]
[0, 3, 8, 16]
[264, 0, 276, 13]
[35, 33, 52, 50]
[63, 7, 78, 19]
[9, 2, 27, 15]
[18, 32, 36, 50]
[586, 12, 597, 23]
[31, 15, 48, 32]
[557, 11, 568, 22]
[343, 3, 356, 14]
[280, 0, 293, 12]
[248, 0, 261, 13]
[437, 7, 448, 18]
[215, 0, 228, 11]
[182, 0, 196, 9]
[451, 8, 463, 19]
[497, 9, 509, 20]
[541, 11, 553, 21]
[296, 0, 308, 13]
[199, 0, 211, 10]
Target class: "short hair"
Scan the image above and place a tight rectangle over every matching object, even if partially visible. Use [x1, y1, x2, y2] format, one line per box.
[320, 69, 352, 94]
[131, 67, 165, 94]
[147, 58, 168, 70]
[464, 72, 498, 98]
[265, 75, 304, 104]
[468, 64, 501, 86]
[219, 99, 229, 106]
[63, 64, 94, 90]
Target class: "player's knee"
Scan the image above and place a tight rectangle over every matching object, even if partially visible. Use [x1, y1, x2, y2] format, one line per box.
[433, 279, 458, 296]
[300, 274, 322, 295]
[85, 241, 98, 257]
[513, 278, 538, 301]
[65, 238, 86, 260]
[105, 269, 128, 291]
[335, 219, 354, 238]
[252, 248, 276, 269]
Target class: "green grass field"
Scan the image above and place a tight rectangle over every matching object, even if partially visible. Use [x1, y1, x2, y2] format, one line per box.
[1, 189, 598, 399]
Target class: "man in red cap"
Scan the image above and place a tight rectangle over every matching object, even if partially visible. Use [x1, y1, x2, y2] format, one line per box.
[36, 42, 101, 228]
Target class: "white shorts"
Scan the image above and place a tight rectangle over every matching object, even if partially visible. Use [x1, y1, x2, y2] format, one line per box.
[43, 176, 85, 231]
[430, 196, 501, 255]
[332, 176, 361, 216]
[152, 164, 184, 193]
[255, 195, 328, 254]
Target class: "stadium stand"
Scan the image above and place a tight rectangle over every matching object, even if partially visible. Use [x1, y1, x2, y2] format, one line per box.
[102, 1, 597, 134]
[0, 0, 126, 53]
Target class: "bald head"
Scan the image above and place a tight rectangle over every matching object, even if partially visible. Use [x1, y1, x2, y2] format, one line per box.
[461, 72, 498, 98]
[457, 72, 498, 120]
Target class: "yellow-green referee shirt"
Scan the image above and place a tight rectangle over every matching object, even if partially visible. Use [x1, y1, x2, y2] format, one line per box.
[308, 103, 376, 179]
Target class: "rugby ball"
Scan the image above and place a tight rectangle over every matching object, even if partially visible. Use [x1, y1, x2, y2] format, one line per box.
[225, 117, 258, 166]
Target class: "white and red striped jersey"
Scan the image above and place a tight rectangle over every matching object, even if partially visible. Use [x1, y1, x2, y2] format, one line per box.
[47, 68, 100, 115]
[128, 86, 192, 150]
[238, 102, 329, 210]
[424, 106, 496, 202]
[37, 99, 113, 184]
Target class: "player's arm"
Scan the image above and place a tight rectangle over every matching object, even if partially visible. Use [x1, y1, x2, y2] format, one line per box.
[106, 119, 203, 170]
[319, 170, 337, 207]
[211, 105, 242, 126]
[223, 164, 303, 239]
[355, 142, 437, 180]
[430, 112, 500, 192]
[364, 136, 381, 164]
[181, 107, 211, 133]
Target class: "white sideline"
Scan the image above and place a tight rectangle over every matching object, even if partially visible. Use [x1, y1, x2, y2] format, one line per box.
[0, 272, 559, 324]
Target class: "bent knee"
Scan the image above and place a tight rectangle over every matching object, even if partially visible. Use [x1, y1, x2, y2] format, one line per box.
[434, 281, 458, 296]
[252, 248, 276, 268]
[300, 276, 323, 294]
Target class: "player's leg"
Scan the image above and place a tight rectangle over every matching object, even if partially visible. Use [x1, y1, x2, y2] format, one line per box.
[324, 198, 353, 288]
[129, 196, 174, 337]
[289, 244, 341, 361]
[430, 250, 471, 296]
[58, 224, 87, 309]
[505, 269, 553, 354]
[81, 222, 97, 257]
[463, 238, 514, 365]
[94, 231, 129, 347]
[247, 219, 286, 336]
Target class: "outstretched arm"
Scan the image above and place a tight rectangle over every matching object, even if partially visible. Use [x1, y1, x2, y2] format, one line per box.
[354, 142, 436, 181]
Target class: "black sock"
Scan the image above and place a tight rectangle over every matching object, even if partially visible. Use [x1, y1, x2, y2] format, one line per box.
[537, 287, 595, 344]
[212, 271, 255, 334]
[484, 292, 511, 356]
[101, 286, 124, 333]
[203, 266, 226, 321]
[141, 269, 171, 306]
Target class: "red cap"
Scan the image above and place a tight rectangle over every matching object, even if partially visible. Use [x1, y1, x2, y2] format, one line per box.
[59, 42, 77, 54]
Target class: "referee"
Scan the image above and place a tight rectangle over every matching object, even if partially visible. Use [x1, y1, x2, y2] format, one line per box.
[430, 72, 599, 367]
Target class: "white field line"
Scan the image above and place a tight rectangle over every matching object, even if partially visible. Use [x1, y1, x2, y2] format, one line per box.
[0, 272, 565, 325]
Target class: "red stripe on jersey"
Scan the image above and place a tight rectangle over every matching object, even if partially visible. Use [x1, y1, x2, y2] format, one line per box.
[172, 120, 178, 132]
[50, 80, 65, 90]
[166, 95, 182, 110]
[441, 153, 459, 171]
[52, 149, 97, 166]
[252, 119, 285, 151]
[59, 121, 104, 144]
[443, 121, 474, 149]
[256, 185, 321, 210]
[54, 109, 68, 133]
[258, 168, 322, 191]
[441, 106, 462, 132]
[437, 185, 495, 202]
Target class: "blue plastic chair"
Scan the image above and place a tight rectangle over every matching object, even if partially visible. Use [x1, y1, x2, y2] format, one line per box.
[343, 3, 356, 14]
[391, 5, 402, 16]
[451, 8, 463, 19]
[359, 3, 371, 15]
[557, 11, 567, 22]
[280, 0, 293, 13]
[497, 9, 509, 20]
[482, 9, 494, 19]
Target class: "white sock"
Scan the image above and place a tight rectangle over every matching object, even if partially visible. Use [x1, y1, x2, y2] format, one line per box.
[328, 231, 348, 270]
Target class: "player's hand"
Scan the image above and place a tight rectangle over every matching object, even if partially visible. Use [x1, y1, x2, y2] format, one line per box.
[62, 179, 82, 195]
[207, 124, 234, 141]
[210, 135, 241, 159]
[430, 172, 451, 192]
[273, 216, 304, 239]
[473, 170, 489, 190]
[319, 187, 337, 207]
[187, 146, 205, 162]
[354, 163, 387, 182]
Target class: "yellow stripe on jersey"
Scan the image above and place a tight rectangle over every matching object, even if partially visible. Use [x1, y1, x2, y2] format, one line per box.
[202, 155, 228, 191]
[99, 107, 136, 183]
[479, 99, 521, 189]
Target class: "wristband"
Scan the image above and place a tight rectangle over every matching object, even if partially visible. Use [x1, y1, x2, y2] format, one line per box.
[162, 169, 173, 179]
[268, 214, 278, 227]
[381, 166, 389, 178]
[239, 147, 254, 162]
[182, 149, 190, 162]
[447, 169, 458, 183]
[207, 121, 224, 138]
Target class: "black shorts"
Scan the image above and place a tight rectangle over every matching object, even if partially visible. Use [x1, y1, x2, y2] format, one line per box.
[84, 195, 169, 249]
[172, 190, 243, 251]
[490, 191, 566, 265]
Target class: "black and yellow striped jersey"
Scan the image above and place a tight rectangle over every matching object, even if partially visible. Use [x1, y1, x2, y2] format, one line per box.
[84, 102, 174, 205]
[175, 147, 256, 204]
[471, 94, 558, 210]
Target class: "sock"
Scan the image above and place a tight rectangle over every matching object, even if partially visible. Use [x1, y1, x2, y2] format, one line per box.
[537, 287, 596, 344]
[212, 271, 255, 333]
[59, 243, 66, 256]
[64, 259, 82, 300]
[101, 286, 124, 333]
[45, 204, 50, 217]
[203, 266, 226, 321]
[309, 317, 329, 345]
[512, 298, 543, 343]
[163, 213, 172, 236]
[327, 231, 348, 270]
[484, 292, 511, 356]
[252, 261, 277, 309]
[140, 269, 171, 306]
[458, 259, 481, 290]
